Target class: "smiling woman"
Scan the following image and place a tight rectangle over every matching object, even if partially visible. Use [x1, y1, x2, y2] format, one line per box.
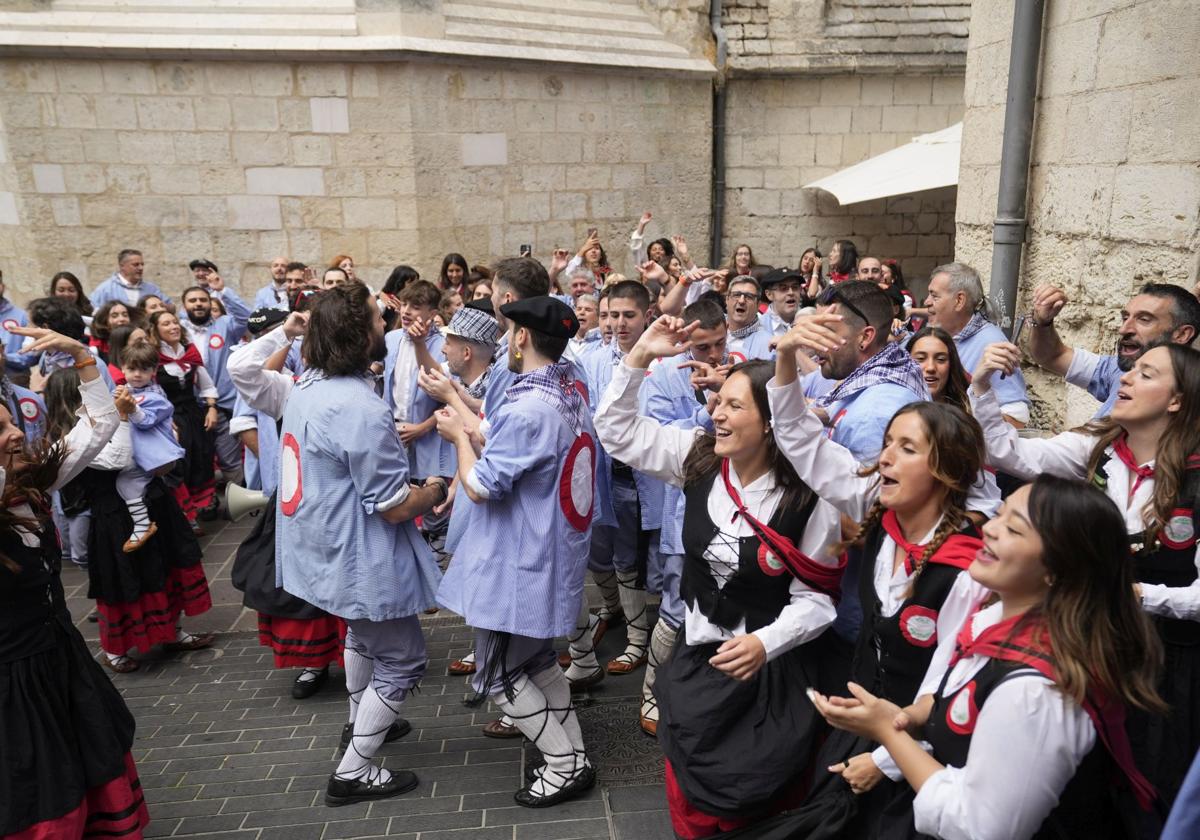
[592, 316, 845, 838]
[969, 339, 1200, 823]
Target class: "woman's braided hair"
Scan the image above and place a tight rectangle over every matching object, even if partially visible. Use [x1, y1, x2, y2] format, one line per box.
[832, 402, 984, 588]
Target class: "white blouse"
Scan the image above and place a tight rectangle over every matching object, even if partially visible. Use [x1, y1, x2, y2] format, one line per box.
[594, 360, 842, 660]
[159, 341, 218, 400]
[972, 386, 1200, 621]
[911, 602, 1095, 840]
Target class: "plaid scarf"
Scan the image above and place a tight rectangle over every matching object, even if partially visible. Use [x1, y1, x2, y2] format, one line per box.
[505, 361, 587, 435]
[955, 312, 990, 343]
[811, 340, 928, 410]
[729, 319, 761, 340]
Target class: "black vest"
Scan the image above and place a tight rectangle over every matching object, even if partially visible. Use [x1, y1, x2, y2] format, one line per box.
[0, 515, 65, 663]
[679, 469, 818, 634]
[851, 521, 977, 704]
[1097, 454, 1200, 646]
[926, 659, 1122, 839]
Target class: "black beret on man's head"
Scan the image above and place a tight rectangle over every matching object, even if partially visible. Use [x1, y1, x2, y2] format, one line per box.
[500, 296, 579, 339]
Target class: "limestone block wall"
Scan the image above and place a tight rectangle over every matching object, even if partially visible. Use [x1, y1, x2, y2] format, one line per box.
[954, 0, 1200, 428]
[0, 58, 710, 301]
[722, 73, 964, 292]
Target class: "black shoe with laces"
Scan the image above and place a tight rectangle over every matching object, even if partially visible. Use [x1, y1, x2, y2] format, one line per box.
[514, 764, 596, 808]
[338, 718, 412, 751]
[324, 769, 418, 806]
[291, 666, 330, 699]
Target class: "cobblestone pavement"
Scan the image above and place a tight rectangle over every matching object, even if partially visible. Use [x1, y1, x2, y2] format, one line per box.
[61, 516, 675, 840]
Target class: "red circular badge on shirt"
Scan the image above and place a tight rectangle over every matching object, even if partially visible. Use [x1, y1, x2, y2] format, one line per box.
[280, 433, 303, 516]
[208, 333, 225, 351]
[574, 379, 589, 404]
[559, 433, 596, 532]
[899, 605, 939, 647]
[757, 542, 787, 577]
[728, 351, 747, 365]
[2, 319, 17, 333]
[17, 397, 40, 422]
[945, 680, 979, 735]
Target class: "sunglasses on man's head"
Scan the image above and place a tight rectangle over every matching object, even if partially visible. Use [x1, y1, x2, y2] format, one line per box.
[816, 285, 870, 327]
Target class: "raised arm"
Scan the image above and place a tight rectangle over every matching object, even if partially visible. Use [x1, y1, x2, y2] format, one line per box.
[227, 313, 305, 419]
[1027, 285, 1074, 377]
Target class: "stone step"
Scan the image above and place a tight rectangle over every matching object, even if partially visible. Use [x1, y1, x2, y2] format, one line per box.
[446, 0, 649, 23]
[444, 1, 662, 36]
[0, 9, 357, 35]
[53, 0, 354, 11]
[445, 20, 694, 57]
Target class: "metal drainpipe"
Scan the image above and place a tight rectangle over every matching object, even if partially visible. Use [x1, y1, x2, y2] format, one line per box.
[708, 0, 728, 268]
[988, 0, 1047, 336]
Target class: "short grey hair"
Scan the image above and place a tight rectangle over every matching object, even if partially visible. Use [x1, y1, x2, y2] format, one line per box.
[931, 262, 990, 316]
[568, 268, 595, 285]
[576, 293, 598, 307]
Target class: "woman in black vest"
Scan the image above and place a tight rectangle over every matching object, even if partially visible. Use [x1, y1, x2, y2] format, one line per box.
[724, 332, 991, 839]
[972, 340, 1200, 829]
[0, 327, 150, 839]
[594, 316, 845, 838]
[812, 476, 1163, 840]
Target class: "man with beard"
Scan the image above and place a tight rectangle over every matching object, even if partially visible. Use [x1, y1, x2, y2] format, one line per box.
[1028, 282, 1200, 418]
[276, 283, 446, 806]
[254, 256, 292, 310]
[724, 276, 774, 362]
[434, 295, 596, 808]
[180, 275, 250, 487]
[759, 267, 805, 338]
[923, 262, 1029, 425]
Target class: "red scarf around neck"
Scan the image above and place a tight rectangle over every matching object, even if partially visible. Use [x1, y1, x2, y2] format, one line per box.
[880, 509, 981, 576]
[159, 342, 204, 375]
[952, 609, 1156, 810]
[720, 459, 846, 599]
[1111, 434, 1155, 497]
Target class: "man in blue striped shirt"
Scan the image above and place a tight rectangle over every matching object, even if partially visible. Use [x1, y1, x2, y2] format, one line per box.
[436, 292, 597, 809]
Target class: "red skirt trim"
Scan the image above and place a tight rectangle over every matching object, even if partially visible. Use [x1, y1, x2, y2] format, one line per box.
[96, 563, 213, 655]
[6, 753, 149, 840]
[664, 760, 750, 838]
[256, 614, 346, 669]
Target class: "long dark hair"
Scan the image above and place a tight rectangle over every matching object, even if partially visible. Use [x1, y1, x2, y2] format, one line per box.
[49, 271, 93, 317]
[91, 300, 134, 341]
[839, 402, 985, 583]
[107, 325, 144, 368]
[44, 367, 82, 443]
[1079, 344, 1200, 544]
[832, 239, 859, 277]
[682, 359, 813, 514]
[439, 253, 469, 292]
[906, 326, 971, 413]
[302, 283, 375, 376]
[1025, 475, 1165, 712]
[383, 264, 420, 296]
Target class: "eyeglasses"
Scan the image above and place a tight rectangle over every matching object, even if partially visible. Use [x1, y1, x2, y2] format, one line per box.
[816, 285, 870, 327]
[726, 291, 759, 302]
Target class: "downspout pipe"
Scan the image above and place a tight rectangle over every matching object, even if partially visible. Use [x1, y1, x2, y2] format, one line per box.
[708, 0, 728, 268]
[988, 0, 1046, 336]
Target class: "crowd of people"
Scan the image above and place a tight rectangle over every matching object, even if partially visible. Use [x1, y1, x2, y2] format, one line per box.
[2, 215, 1200, 840]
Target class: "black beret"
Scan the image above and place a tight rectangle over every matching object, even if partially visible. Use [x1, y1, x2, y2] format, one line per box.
[500, 295, 578, 339]
[464, 297, 495, 316]
[188, 258, 218, 272]
[247, 306, 287, 336]
[759, 267, 805, 289]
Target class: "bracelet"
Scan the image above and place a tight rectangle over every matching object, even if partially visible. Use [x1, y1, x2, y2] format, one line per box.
[73, 355, 97, 370]
[206, 401, 217, 409]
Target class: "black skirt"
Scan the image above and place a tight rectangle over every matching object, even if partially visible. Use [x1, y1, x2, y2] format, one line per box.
[0, 612, 137, 835]
[656, 633, 823, 819]
[82, 469, 204, 604]
[231, 493, 326, 620]
[157, 367, 215, 490]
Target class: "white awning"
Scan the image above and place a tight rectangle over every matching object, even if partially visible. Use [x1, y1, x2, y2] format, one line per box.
[803, 122, 962, 205]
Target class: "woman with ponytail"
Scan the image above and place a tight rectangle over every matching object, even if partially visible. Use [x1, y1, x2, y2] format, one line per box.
[972, 339, 1200, 826]
[735, 326, 992, 838]
[593, 316, 844, 838]
[0, 326, 151, 839]
[808, 476, 1163, 840]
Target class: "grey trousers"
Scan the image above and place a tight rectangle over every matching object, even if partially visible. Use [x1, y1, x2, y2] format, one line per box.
[343, 615, 428, 702]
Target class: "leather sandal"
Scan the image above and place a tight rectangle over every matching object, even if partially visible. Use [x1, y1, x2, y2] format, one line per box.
[103, 654, 139, 674]
[121, 522, 158, 554]
[639, 714, 658, 737]
[481, 719, 522, 739]
[448, 658, 476, 675]
[605, 654, 647, 675]
[164, 631, 216, 652]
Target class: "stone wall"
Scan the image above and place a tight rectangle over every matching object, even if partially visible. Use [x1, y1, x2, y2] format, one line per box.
[0, 58, 711, 300]
[954, 0, 1200, 427]
[722, 73, 964, 292]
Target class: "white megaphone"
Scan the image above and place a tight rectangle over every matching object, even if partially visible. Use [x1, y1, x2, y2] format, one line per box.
[225, 483, 270, 522]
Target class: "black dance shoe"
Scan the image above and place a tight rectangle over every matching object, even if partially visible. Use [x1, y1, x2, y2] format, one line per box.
[514, 765, 596, 808]
[324, 769, 418, 806]
[338, 718, 413, 751]
[291, 666, 330, 699]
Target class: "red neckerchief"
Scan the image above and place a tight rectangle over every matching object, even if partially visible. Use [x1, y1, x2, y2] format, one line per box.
[1111, 434, 1154, 498]
[952, 610, 1156, 810]
[158, 342, 204, 375]
[719, 459, 846, 598]
[880, 510, 981, 575]
[89, 336, 109, 356]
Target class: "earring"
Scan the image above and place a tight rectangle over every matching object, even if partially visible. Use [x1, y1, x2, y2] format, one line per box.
[514, 349, 522, 361]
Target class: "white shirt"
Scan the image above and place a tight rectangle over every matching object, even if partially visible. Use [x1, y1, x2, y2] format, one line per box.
[910, 602, 1096, 840]
[158, 341, 218, 399]
[594, 360, 842, 659]
[390, 335, 418, 424]
[972, 386, 1200, 620]
[227, 328, 294, 420]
